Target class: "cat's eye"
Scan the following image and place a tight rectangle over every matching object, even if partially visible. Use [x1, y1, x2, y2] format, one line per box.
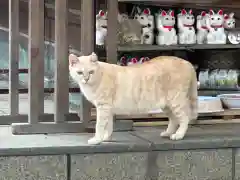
[140, 16, 144, 19]
[165, 17, 169, 20]
[89, 70, 94, 74]
[211, 18, 214, 20]
[187, 17, 190, 19]
[77, 71, 83, 75]
[218, 18, 220, 20]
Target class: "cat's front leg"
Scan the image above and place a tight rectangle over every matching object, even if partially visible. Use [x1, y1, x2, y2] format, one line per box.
[88, 106, 113, 145]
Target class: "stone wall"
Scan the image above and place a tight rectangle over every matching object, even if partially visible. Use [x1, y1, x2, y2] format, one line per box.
[0, 148, 237, 179]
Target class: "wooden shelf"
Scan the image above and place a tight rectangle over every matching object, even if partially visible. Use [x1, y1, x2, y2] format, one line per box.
[118, 44, 240, 52]
[91, 108, 240, 120]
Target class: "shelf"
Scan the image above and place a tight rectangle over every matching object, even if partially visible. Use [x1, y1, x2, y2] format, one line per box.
[118, 44, 240, 52]
[91, 108, 240, 120]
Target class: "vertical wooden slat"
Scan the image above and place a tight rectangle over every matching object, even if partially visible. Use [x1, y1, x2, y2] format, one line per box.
[106, 0, 118, 64]
[9, 0, 19, 115]
[54, 0, 69, 123]
[28, 0, 45, 124]
[80, 0, 95, 126]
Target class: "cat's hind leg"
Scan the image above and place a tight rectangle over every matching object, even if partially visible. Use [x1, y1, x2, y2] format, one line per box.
[88, 107, 113, 145]
[160, 107, 178, 137]
[168, 100, 190, 141]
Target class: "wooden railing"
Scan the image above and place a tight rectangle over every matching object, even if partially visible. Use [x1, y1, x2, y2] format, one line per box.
[7, 0, 95, 134]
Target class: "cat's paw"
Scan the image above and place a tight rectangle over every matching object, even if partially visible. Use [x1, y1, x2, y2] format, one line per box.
[87, 137, 103, 145]
[160, 131, 172, 137]
[170, 133, 184, 141]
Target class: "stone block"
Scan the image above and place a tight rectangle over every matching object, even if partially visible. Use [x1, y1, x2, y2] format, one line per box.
[0, 155, 67, 180]
[71, 149, 232, 180]
[234, 149, 240, 180]
[71, 153, 148, 180]
[151, 149, 232, 180]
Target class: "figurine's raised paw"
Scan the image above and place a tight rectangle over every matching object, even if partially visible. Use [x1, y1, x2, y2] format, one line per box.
[87, 137, 103, 145]
[170, 133, 184, 141]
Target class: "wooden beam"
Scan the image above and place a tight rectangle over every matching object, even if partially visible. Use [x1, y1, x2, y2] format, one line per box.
[28, 0, 44, 123]
[80, 0, 95, 126]
[54, 0, 69, 123]
[106, 0, 118, 64]
[9, 0, 19, 115]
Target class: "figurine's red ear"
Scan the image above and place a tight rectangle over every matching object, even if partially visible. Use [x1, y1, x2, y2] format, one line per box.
[218, 9, 223, 15]
[69, 54, 79, 67]
[161, 10, 167, 16]
[143, 8, 150, 15]
[169, 10, 174, 17]
[201, 11, 206, 17]
[189, 9, 193, 15]
[224, 14, 229, 19]
[181, 9, 187, 15]
[99, 10, 105, 17]
[209, 9, 214, 15]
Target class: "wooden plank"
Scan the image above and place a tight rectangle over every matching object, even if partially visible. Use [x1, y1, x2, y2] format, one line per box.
[79, 0, 95, 126]
[106, 0, 118, 64]
[91, 108, 240, 119]
[28, 0, 44, 124]
[9, 0, 19, 115]
[54, 0, 69, 123]
[118, 44, 240, 52]
[134, 119, 240, 127]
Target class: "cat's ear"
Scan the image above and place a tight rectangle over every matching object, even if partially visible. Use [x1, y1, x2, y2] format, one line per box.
[209, 9, 214, 15]
[90, 52, 98, 63]
[217, 9, 223, 15]
[229, 12, 234, 18]
[69, 54, 79, 67]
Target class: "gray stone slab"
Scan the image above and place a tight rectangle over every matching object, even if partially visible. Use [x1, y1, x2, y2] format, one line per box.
[150, 149, 232, 180]
[71, 149, 232, 180]
[71, 152, 148, 180]
[0, 126, 150, 156]
[131, 124, 240, 151]
[234, 149, 240, 180]
[0, 155, 67, 180]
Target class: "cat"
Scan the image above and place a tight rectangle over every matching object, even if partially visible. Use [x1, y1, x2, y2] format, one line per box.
[69, 53, 198, 145]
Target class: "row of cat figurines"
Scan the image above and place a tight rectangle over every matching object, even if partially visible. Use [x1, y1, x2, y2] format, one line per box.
[96, 8, 235, 46]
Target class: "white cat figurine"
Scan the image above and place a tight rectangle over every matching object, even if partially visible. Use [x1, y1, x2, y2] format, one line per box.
[223, 12, 235, 29]
[196, 11, 209, 44]
[96, 10, 107, 46]
[206, 9, 227, 44]
[178, 9, 196, 44]
[134, 8, 154, 44]
[155, 10, 178, 45]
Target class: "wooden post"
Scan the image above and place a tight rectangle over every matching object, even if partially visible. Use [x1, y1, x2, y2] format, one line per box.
[54, 0, 69, 123]
[28, 0, 45, 123]
[106, 0, 118, 64]
[9, 0, 19, 115]
[80, 0, 95, 126]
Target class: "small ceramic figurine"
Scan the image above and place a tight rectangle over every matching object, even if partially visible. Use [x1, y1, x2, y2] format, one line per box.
[118, 56, 128, 66]
[196, 11, 209, 44]
[223, 12, 235, 29]
[96, 10, 107, 46]
[127, 57, 138, 66]
[155, 10, 178, 45]
[134, 8, 154, 44]
[139, 57, 150, 64]
[206, 9, 227, 44]
[178, 9, 196, 44]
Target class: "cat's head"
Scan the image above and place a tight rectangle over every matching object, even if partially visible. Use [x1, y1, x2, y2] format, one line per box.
[178, 9, 195, 26]
[69, 52, 100, 85]
[223, 12, 235, 29]
[208, 9, 224, 26]
[158, 10, 175, 27]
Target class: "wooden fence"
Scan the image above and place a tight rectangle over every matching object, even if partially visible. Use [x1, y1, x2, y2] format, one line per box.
[7, 0, 99, 134]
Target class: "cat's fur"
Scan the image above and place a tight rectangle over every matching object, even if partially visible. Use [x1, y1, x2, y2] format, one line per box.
[69, 53, 198, 145]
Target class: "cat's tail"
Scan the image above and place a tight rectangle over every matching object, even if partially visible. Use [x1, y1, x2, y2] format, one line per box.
[189, 69, 198, 120]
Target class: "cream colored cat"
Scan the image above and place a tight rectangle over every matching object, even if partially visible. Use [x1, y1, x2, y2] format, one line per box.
[69, 52, 198, 145]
